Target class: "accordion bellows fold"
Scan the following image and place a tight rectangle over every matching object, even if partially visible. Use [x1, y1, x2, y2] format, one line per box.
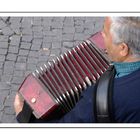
[18, 32, 110, 119]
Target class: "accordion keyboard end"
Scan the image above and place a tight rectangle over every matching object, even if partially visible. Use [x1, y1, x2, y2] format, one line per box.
[18, 74, 59, 119]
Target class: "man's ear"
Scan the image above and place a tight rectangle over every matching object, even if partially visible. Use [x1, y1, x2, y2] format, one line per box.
[119, 43, 129, 57]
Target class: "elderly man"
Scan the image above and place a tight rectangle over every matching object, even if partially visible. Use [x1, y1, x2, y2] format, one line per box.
[14, 17, 140, 123]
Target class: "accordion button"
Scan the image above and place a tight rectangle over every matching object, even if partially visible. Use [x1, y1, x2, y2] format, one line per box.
[31, 98, 36, 103]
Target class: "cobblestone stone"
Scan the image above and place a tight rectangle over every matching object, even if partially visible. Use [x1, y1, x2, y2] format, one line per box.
[74, 33, 89, 41]
[33, 32, 43, 39]
[0, 82, 11, 90]
[0, 92, 9, 110]
[13, 70, 24, 77]
[43, 26, 51, 31]
[0, 42, 8, 49]
[0, 62, 3, 69]
[27, 63, 37, 71]
[0, 19, 6, 28]
[10, 17, 22, 23]
[0, 55, 5, 62]
[32, 26, 43, 32]
[2, 26, 14, 35]
[43, 36, 53, 43]
[0, 36, 9, 42]
[42, 18, 52, 26]
[63, 27, 75, 34]
[17, 56, 27, 62]
[38, 55, 49, 62]
[4, 106, 15, 115]
[64, 17, 74, 27]
[32, 38, 42, 45]
[50, 49, 61, 56]
[21, 35, 33, 42]
[52, 35, 62, 42]
[22, 28, 33, 35]
[29, 50, 39, 57]
[11, 76, 24, 84]
[39, 49, 50, 56]
[63, 42, 73, 48]
[52, 42, 61, 49]
[15, 62, 26, 71]
[1, 75, 12, 83]
[62, 34, 74, 41]
[33, 18, 42, 26]
[84, 28, 95, 35]
[20, 42, 31, 50]
[3, 66, 14, 75]
[19, 49, 29, 56]
[42, 42, 51, 49]
[21, 17, 33, 28]
[8, 45, 19, 54]
[51, 21, 63, 28]
[6, 53, 17, 61]
[75, 20, 84, 26]
[4, 93, 16, 107]
[1, 114, 15, 123]
[4, 61, 15, 67]
[10, 35, 21, 46]
[27, 57, 38, 64]
[0, 69, 2, 76]
[0, 111, 3, 122]
[11, 84, 20, 92]
[31, 44, 41, 51]
[0, 48, 7, 55]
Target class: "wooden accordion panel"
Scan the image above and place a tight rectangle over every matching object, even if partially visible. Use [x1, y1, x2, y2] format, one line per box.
[18, 32, 110, 119]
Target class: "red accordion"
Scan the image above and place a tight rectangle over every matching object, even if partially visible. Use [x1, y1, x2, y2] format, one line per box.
[18, 32, 110, 119]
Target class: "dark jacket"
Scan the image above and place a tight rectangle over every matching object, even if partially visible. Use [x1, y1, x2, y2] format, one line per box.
[17, 68, 140, 123]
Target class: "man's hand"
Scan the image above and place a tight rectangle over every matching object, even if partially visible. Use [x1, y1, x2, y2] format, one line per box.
[14, 93, 24, 116]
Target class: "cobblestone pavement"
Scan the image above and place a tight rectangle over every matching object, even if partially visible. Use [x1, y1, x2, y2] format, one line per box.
[0, 17, 104, 123]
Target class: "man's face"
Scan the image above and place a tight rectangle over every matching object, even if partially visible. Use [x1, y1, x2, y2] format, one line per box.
[102, 17, 122, 62]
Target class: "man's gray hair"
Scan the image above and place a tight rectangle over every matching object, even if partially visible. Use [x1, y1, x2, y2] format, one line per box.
[110, 17, 140, 56]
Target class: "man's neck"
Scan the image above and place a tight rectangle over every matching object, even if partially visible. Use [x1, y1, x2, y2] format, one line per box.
[122, 55, 140, 63]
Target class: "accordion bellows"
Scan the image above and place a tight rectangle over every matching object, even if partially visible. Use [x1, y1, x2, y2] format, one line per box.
[18, 32, 110, 119]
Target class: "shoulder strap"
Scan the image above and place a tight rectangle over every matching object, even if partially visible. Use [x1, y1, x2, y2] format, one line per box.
[94, 65, 116, 123]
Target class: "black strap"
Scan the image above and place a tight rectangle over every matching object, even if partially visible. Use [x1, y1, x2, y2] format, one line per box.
[94, 65, 116, 123]
[16, 101, 33, 123]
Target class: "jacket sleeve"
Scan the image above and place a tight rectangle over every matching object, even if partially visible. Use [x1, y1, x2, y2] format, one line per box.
[16, 101, 33, 123]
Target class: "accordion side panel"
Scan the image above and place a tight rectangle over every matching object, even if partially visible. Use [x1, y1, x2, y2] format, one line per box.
[19, 74, 58, 118]
[89, 32, 105, 50]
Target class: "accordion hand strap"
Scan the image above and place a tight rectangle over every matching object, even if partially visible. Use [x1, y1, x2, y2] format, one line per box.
[16, 101, 32, 123]
[94, 65, 116, 123]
